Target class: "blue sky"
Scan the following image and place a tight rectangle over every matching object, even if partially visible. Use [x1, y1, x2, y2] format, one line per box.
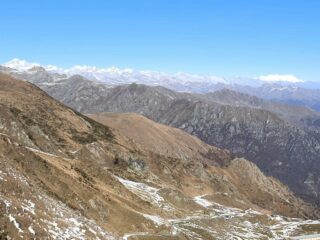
[1, 0, 320, 81]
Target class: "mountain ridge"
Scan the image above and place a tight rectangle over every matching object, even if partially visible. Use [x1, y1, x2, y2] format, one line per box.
[1, 72, 320, 239]
[28, 78, 320, 204]
[3, 61, 320, 113]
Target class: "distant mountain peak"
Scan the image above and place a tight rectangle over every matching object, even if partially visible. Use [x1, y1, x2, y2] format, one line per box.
[28, 66, 46, 72]
[2, 58, 315, 93]
[2, 58, 227, 86]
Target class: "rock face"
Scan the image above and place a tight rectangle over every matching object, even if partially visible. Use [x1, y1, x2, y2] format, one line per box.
[29, 78, 320, 204]
[1, 72, 320, 239]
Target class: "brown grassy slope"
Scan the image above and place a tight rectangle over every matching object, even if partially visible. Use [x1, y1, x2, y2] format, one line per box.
[88, 112, 319, 218]
[88, 112, 231, 166]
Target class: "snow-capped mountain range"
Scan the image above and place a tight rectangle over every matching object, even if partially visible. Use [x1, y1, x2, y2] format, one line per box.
[3, 58, 309, 92]
[3, 58, 320, 111]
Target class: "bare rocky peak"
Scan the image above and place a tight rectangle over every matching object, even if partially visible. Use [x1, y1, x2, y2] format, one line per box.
[28, 66, 47, 72]
[1, 64, 67, 86]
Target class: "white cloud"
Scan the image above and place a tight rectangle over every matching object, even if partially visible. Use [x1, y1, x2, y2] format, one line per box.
[3, 58, 305, 87]
[4, 58, 40, 71]
[258, 74, 304, 83]
[3, 58, 226, 85]
[4, 58, 65, 73]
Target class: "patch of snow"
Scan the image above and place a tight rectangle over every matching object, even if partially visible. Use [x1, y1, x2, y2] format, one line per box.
[3, 199, 11, 209]
[28, 225, 35, 235]
[25, 146, 71, 161]
[39, 82, 59, 86]
[115, 175, 174, 211]
[193, 195, 213, 208]
[142, 214, 167, 226]
[8, 214, 23, 233]
[122, 232, 150, 240]
[69, 149, 80, 154]
[22, 200, 36, 215]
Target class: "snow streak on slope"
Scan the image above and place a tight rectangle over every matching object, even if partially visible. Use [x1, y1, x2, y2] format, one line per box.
[0, 157, 115, 240]
[115, 176, 320, 240]
[115, 176, 174, 211]
[193, 195, 213, 208]
[190, 195, 320, 239]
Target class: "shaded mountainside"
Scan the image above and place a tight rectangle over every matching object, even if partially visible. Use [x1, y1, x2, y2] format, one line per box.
[205, 89, 320, 129]
[211, 83, 320, 112]
[35, 80, 320, 204]
[6, 65, 320, 129]
[1, 72, 320, 239]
